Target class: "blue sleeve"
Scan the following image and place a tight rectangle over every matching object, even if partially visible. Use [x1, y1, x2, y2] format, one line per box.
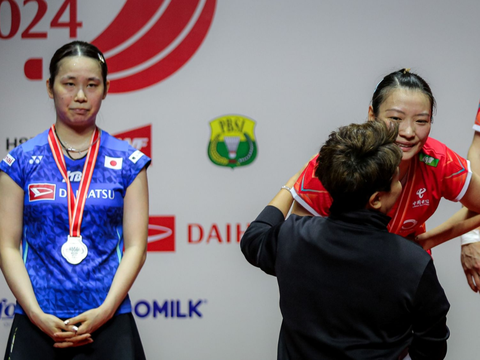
[122, 146, 151, 189]
[0, 146, 26, 189]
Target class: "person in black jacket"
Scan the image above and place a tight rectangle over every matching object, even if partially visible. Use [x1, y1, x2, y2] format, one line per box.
[241, 120, 450, 360]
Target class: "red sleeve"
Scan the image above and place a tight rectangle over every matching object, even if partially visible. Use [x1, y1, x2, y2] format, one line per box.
[441, 147, 471, 202]
[291, 155, 332, 216]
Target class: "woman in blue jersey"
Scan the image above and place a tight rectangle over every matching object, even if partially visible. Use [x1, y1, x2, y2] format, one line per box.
[0, 41, 149, 359]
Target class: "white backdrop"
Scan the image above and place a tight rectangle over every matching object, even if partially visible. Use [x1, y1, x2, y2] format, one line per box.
[1, 0, 480, 359]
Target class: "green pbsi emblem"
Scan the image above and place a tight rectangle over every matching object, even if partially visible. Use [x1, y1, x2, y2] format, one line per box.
[208, 115, 258, 168]
[419, 153, 439, 167]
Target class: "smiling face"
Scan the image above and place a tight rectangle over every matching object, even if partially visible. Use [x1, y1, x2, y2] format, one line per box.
[369, 88, 432, 164]
[47, 55, 109, 130]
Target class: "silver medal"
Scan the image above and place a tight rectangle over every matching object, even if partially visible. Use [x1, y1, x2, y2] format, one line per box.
[61, 235, 88, 265]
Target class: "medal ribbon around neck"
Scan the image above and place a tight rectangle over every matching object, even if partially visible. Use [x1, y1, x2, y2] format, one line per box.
[48, 125, 101, 237]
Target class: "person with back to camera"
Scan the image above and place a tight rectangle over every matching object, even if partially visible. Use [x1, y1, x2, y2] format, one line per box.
[0, 41, 150, 359]
[290, 69, 480, 291]
[241, 120, 450, 360]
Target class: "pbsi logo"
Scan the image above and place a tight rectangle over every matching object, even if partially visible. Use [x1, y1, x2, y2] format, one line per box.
[114, 125, 152, 160]
[148, 216, 175, 252]
[208, 115, 258, 168]
[28, 183, 55, 202]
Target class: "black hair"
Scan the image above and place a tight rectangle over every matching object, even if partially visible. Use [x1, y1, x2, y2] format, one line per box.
[371, 69, 436, 121]
[48, 41, 107, 92]
[315, 120, 402, 212]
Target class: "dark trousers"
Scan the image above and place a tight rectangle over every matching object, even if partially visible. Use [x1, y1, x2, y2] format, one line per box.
[4, 313, 146, 360]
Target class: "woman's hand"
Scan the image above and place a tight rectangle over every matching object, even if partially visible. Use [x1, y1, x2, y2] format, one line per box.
[461, 242, 480, 293]
[29, 310, 92, 348]
[53, 307, 110, 348]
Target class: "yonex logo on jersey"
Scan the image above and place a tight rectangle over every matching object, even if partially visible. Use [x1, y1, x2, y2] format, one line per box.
[105, 156, 123, 170]
[416, 188, 426, 198]
[28, 156, 43, 165]
[419, 153, 439, 167]
[28, 183, 56, 202]
[129, 150, 144, 164]
[2, 154, 15, 166]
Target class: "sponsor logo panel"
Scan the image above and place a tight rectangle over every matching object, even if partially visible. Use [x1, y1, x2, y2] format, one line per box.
[187, 223, 249, 244]
[148, 216, 175, 252]
[28, 183, 56, 202]
[114, 125, 152, 160]
[208, 115, 258, 168]
[0, 298, 15, 325]
[133, 299, 206, 319]
[5, 137, 31, 152]
[2, 1, 216, 92]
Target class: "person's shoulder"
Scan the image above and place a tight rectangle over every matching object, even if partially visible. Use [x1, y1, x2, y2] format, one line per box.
[422, 137, 448, 156]
[100, 130, 131, 151]
[419, 136, 461, 169]
[100, 130, 151, 168]
[10, 129, 49, 155]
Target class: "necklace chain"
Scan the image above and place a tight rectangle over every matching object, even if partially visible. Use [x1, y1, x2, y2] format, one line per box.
[54, 128, 99, 160]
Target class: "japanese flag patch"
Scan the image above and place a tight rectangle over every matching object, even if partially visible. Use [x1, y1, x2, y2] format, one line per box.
[105, 156, 123, 170]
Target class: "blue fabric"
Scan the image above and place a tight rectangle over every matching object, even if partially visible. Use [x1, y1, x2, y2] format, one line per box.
[0, 129, 151, 318]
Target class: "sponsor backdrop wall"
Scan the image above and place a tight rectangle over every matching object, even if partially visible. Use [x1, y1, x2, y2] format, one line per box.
[1, 0, 480, 359]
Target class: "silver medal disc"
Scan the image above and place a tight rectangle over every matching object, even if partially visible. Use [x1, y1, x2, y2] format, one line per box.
[61, 235, 88, 265]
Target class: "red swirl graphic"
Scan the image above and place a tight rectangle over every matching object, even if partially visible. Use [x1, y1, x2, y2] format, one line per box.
[91, 0, 216, 93]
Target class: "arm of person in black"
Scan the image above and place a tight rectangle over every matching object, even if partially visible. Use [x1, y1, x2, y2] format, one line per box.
[409, 260, 450, 360]
[241, 166, 306, 276]
[241, 206, 285, 276]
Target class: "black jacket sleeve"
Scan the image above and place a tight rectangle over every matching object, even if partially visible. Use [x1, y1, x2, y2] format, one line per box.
[240, 205, 285, 276]
[409, 260, 450, 360]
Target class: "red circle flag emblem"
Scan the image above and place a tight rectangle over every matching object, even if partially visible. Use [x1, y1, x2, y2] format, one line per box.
[91, 0, 216, 93]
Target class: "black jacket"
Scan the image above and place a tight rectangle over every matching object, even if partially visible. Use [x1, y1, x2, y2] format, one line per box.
[241, 206, 450, 360]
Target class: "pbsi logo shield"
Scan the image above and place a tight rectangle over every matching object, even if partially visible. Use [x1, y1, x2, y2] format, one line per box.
[208, 115, 257, 168]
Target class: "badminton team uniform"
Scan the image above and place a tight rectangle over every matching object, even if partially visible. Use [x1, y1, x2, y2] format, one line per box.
[0, 128, 151, 318]
[292, 137, 471, 238]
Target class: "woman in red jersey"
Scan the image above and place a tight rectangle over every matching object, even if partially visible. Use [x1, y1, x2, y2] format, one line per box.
[290, 68, 480, 292]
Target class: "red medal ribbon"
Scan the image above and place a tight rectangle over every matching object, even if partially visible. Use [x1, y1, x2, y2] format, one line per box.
[48, 125, 101, 237]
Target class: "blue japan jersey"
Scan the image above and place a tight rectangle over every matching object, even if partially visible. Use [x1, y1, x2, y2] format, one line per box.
[0, 129, 151, 318]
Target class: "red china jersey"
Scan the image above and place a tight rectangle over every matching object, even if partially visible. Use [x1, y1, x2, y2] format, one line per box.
[292, 137, 471, 238]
